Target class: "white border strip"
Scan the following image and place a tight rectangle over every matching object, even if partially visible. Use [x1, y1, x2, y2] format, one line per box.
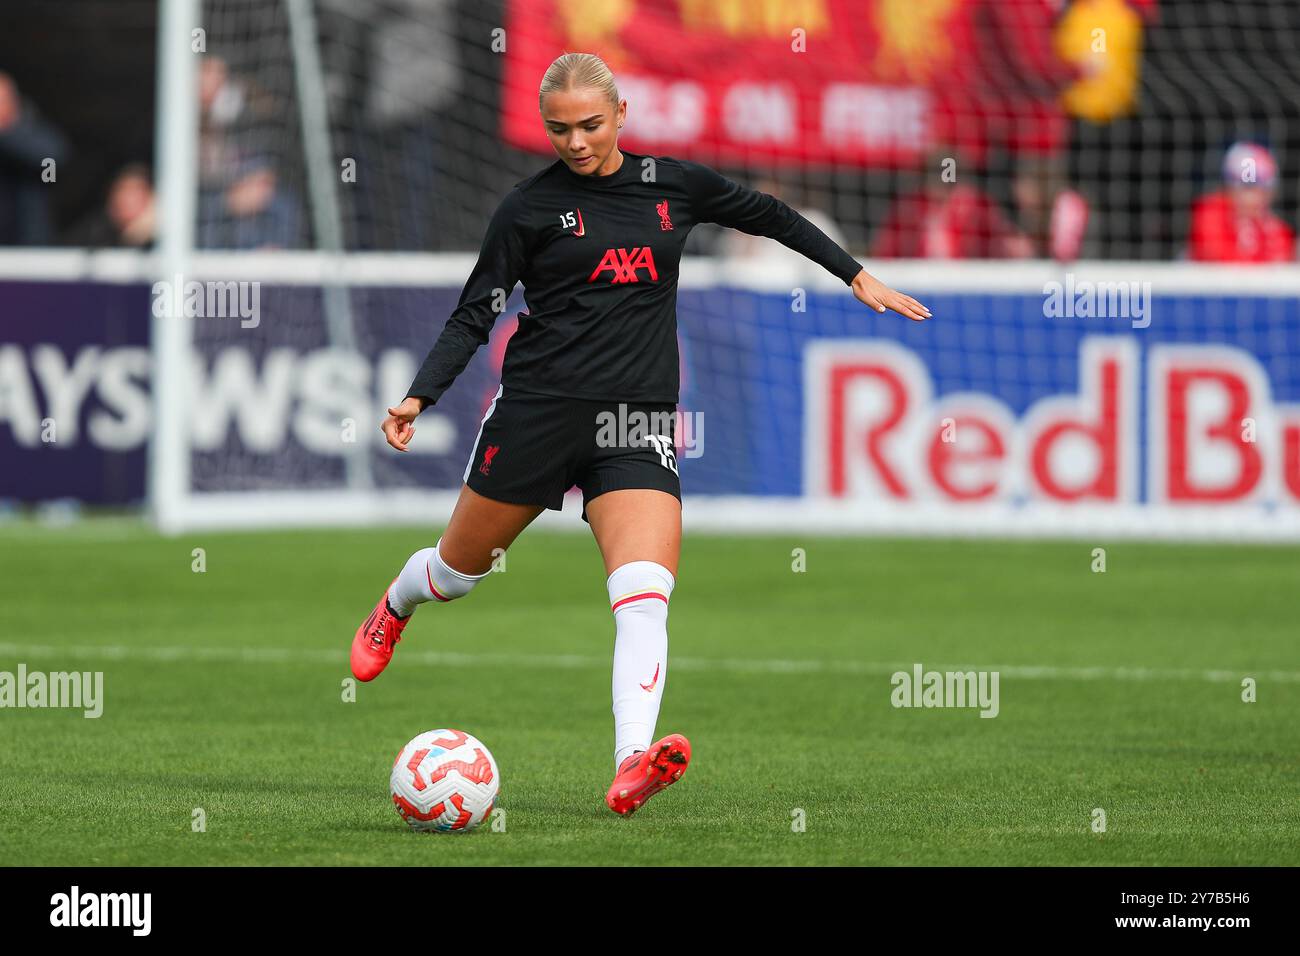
[153, 488, 1300, 541]
[2, 249, 1300, 295]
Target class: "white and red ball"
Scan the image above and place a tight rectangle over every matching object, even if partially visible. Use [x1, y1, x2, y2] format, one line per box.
[390, 729, 499, 833]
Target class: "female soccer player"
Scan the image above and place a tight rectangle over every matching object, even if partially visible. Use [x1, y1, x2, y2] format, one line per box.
[351, 52, 930, 817]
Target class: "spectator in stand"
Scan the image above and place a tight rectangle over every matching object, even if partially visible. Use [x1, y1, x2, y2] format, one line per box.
[65, 163, 156, 247]
[1188, 142, 1295, 263]
[0, 70, 68, 245]
[198, 154, 302, 250]
[1011, 155, 1091, 260]
[196, 55, 304, 249]
[872, 152, 1032, 259]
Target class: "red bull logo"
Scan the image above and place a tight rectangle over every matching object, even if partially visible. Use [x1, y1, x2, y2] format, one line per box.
[804, 337, 1300, 508]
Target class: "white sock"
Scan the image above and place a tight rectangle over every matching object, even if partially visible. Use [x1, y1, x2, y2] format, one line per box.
[387, 538, 489, 618]
[607, 560, 674, 769]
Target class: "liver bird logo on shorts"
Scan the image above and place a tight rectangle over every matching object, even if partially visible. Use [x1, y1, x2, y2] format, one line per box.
[479, 444, 500, 476]
[656, 199, 673, 231]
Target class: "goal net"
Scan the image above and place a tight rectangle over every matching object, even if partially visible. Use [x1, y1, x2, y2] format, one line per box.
[148, 0, 1300, 539]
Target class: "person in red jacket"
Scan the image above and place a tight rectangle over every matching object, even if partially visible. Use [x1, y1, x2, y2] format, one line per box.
[872, 150, 1033, 260]
[872, 178, 1031, 260]
[1189, 142, 1296, 263]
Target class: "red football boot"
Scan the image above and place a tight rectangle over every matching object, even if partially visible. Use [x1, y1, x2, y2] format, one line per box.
[605, 733, 691, 816]
[350, 581, 409, 682]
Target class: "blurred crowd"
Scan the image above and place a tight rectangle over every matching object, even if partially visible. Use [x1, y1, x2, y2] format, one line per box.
[0, 0, 1295, 263]
[724, 0, 1293, 266]
[862, 0, 1293, 263]
[0, 56, 306, 252]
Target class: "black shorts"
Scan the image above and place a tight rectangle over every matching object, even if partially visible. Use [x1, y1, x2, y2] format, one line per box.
[462, 386, 681, 522]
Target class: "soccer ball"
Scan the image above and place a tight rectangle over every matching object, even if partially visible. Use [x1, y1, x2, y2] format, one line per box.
[390, 729, 500, 833]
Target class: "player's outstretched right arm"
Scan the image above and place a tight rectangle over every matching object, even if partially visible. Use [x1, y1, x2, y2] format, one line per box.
[678, 159, 930, 323]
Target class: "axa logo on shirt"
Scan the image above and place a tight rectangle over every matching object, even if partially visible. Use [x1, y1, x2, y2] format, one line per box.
[804, 336, 1300, 507]
[589, 247, 659, 284]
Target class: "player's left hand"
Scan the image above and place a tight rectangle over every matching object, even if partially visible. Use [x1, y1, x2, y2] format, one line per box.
[851, 269, 931, 322]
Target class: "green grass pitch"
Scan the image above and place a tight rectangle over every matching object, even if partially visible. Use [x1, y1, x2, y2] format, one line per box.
[1, 520, 1297, 866]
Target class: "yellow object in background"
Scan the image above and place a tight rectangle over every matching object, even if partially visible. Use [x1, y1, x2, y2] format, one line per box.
[1056, 0, 1144, 123]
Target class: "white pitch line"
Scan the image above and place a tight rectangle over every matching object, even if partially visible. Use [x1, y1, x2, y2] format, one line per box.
[0, 642, 1296, 684]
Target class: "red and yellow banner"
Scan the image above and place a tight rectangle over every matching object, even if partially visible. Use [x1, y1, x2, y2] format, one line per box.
[501, 0, 972, 166]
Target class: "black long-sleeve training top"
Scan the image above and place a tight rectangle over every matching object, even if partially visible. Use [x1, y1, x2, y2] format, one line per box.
[405, 151, 863, 407]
